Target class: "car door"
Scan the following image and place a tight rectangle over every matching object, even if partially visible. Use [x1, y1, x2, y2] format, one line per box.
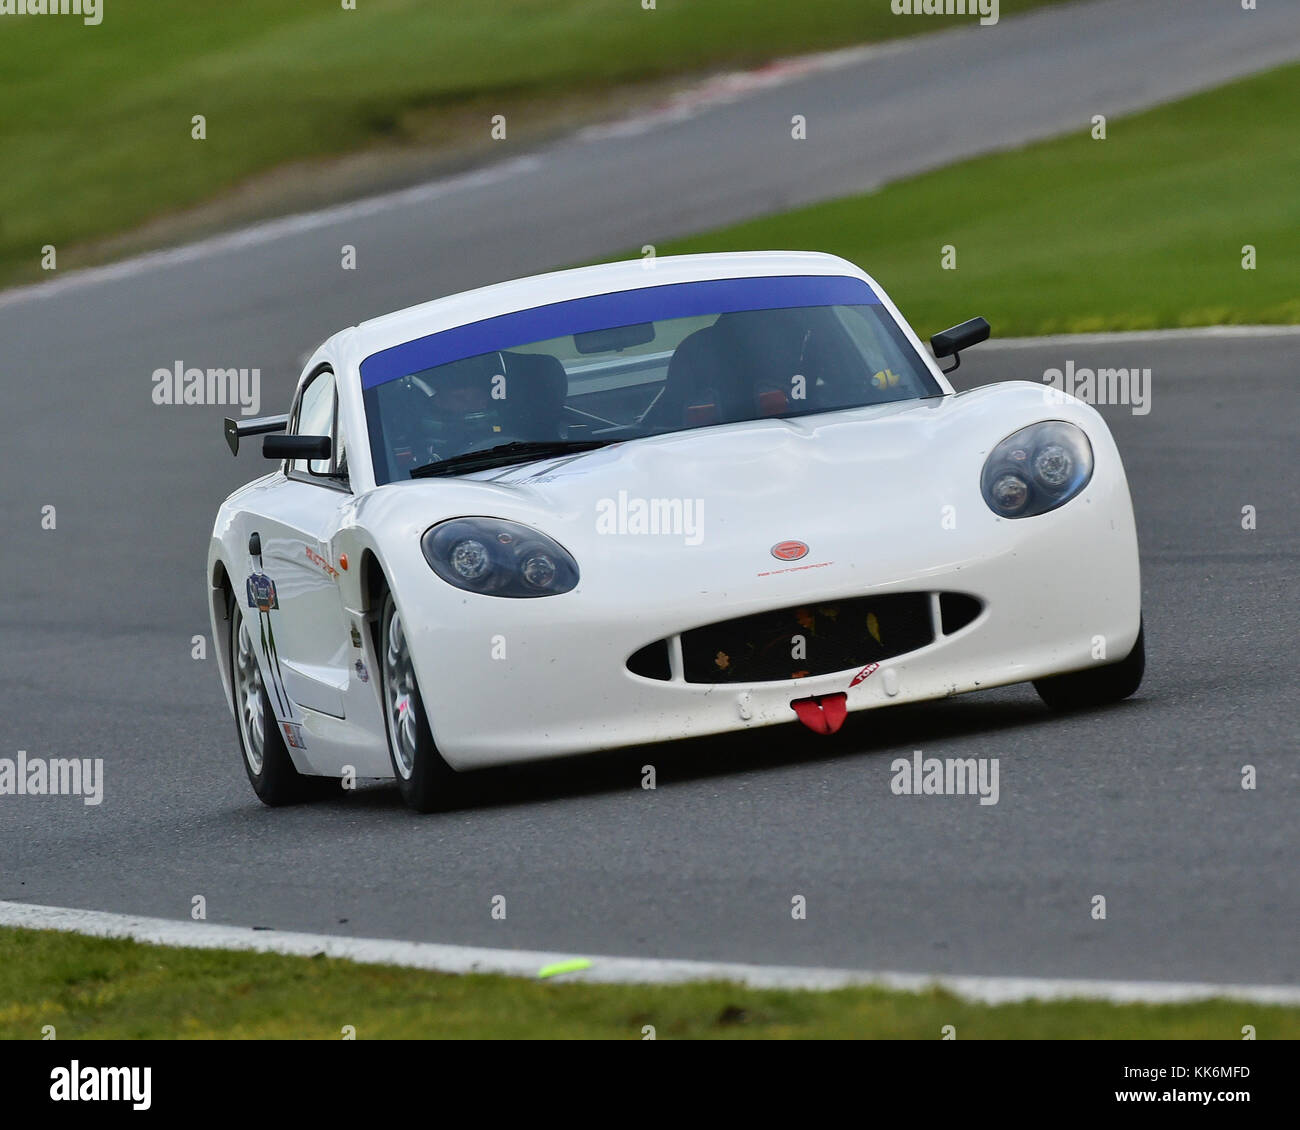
[245, 366, 354, 721]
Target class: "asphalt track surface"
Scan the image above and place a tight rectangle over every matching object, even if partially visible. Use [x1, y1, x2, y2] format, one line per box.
[1, 0, 1297, 985]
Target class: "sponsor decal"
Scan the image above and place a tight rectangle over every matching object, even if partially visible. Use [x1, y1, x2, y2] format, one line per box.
[771, 540, 809, 562]
[350, 624, 363, 648]
[246, 573, 278, 612]
[247, 571, 291, 717]
[757, 559, 833, 578]
[281, 721, 307, 750]
[304, 545, 339, 581]
[849, 662, 879, 687]
[354, 659, 369, 684]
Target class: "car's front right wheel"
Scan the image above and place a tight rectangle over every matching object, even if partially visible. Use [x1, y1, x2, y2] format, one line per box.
[379, 590, 455, 812]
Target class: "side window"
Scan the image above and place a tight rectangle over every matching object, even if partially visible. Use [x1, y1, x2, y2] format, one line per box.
[293, 370, 337, 477]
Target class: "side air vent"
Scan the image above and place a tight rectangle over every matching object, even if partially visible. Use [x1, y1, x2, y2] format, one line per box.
[627, 640, 672, 681]
[939, 592, 983, 636]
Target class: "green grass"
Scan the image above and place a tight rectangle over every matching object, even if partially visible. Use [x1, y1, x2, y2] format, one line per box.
[2, 927, 1294, 1039]
[0, 0, 1067, 287]
[643, 63, 1300, 337]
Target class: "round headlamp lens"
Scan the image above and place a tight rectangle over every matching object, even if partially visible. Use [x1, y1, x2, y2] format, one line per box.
[450, 538, 490, 580]
[990, 473, 1030, 514]
[1032, 443, 1072, 490]
[521, 553, 557, 589]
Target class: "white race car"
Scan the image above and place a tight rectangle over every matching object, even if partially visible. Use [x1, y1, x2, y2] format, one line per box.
[208, 251, 1143, 811]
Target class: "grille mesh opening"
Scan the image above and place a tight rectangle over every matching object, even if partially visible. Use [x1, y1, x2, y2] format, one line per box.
[679, 593, 934, 684]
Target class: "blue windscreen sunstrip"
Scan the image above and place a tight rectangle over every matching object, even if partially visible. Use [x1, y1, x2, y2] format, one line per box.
[360, 274, 879, 389]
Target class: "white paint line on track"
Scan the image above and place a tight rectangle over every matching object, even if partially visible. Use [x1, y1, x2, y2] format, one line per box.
[0, 41, 920, 314]
[0, 156, 543, 313]
[985, 326, 1300, 348]
[576, 40, 917, 142]
[3, 900, 1298, 1004]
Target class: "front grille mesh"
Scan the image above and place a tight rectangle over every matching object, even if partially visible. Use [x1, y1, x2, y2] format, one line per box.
[625, 591, 982, 685]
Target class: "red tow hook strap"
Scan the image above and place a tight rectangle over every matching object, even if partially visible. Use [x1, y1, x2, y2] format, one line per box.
[791, 692, 848, 735]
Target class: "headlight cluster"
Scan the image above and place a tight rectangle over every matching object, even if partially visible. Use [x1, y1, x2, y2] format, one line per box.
[980, 421, 1093, 518]
[421, 517, 579, 597]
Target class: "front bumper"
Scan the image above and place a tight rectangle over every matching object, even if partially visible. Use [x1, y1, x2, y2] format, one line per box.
[403, 470, 1140, 770]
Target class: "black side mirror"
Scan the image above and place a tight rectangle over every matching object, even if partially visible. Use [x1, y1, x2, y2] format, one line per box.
[930, 317, 990, 373]
[263, 434, 331, 460]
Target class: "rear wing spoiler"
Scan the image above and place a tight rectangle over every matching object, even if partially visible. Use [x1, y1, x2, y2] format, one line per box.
[223, 414, 288, 456]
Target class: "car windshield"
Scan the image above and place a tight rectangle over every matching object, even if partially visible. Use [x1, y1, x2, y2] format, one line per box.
[361, 274, 941, 484]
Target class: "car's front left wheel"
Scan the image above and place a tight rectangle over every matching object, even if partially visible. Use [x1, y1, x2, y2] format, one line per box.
[379, 590, 455, 812]
[229, 595, 321, 805]
[1033, 619, 1145, 711]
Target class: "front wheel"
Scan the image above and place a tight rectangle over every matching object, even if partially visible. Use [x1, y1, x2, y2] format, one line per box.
[380, 591, 455, 812]
[229, 596, 321, 805]
[1033, 620, 1145, 711]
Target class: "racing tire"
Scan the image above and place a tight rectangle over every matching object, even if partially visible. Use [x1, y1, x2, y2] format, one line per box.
[229, 594, 323, 805]
[1033, 619, 1145, 712]
[379, 590, 456, 812]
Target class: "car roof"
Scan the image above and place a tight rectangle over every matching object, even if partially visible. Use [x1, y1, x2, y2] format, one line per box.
[343, 250, 868, 362]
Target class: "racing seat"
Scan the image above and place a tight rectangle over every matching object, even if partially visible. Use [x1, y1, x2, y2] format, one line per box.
[642, 325, 745, 431]
[498, 350, 569, 440]
[662, 311, 826, 424]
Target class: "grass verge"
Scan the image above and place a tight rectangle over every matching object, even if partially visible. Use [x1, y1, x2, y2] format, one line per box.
[641, 64, 1300, 337]
[1, 927, 1294, 1039]
[0, 0, 1066, 288]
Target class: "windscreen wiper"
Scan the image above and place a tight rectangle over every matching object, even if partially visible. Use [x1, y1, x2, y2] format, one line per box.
[409, 439, 614, 479]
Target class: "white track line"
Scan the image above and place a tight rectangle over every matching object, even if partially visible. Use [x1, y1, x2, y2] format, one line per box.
[0, 41, 921, 313]
[3, 901, 1297, 1005]
[986, 326, 1300, 348]
[0, 156, 542, 312]
[576, 40, 916, 142]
